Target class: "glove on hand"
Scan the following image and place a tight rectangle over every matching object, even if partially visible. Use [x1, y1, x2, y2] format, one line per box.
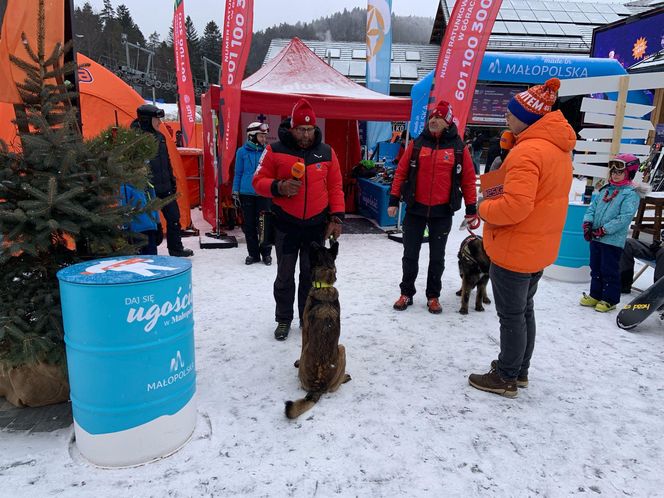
[592, 227, 606, 239]
[583, 222, 593, 242]
[232, 192, 241, 208]
[464, 214, 481, 230]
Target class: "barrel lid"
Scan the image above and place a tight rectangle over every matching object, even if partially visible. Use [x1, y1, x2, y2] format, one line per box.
[57, 255, 191, 285]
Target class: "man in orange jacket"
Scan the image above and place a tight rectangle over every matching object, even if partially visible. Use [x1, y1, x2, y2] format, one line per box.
[253, 98, 345, 341]
[468, 78, 575, 398]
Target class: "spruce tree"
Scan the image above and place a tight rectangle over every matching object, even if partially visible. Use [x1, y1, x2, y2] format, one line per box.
[0, 0, 169, 375]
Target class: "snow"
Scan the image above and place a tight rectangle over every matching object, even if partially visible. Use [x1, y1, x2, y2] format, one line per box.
[2, 206, 664, 497]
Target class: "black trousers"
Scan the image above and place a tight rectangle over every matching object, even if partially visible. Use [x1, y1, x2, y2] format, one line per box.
[399, 212, 452, 299]
[589, 240, 622, 305]
[239, 194, 272, 259]
[620, 238, 664, 289]
[491, 263, 543, 380]
[158, 196, 183, 253]
[273, 223, 325, 323]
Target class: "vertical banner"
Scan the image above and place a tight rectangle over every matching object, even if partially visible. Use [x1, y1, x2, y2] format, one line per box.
[428, 0, 502, 136]
[365, 0, 393, 154]
[173, 0, 196, 147]
[218, 0, 254, 185]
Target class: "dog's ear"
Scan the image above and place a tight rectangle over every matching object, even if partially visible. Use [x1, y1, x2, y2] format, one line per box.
[329, 239, 339, 259]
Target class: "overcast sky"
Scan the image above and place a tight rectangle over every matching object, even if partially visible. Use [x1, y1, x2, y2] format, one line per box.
[74, 0, 437, 39]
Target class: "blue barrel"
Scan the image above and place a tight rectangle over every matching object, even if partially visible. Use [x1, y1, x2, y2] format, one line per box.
[57, 255, 196, 467]
[545, 202, 591, 282]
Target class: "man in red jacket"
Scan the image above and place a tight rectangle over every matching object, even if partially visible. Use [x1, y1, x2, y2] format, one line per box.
[387, 100, 478, 314]
[253, 98, 345, 341]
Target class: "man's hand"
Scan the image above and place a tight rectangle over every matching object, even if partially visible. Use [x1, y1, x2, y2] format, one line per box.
[277, 179, 302, 197]
[325, 216, 343, 240]
[387, 206, 398, 217]
[464, 214, 481, 230]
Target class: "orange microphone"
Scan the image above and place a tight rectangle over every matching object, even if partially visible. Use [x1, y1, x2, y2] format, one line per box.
[291, 161, 305, 180]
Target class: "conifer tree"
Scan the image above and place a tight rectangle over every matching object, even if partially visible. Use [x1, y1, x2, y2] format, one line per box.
[0, 0, 168, 375]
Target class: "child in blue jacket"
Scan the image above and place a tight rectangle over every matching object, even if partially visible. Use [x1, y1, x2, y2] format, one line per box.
[121, 184, 160, 255]
[232, 121, 272, 266]
[580, 153, 645, 312]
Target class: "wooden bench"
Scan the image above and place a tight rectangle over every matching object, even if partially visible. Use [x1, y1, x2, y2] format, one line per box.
[631, 193, 664, 243]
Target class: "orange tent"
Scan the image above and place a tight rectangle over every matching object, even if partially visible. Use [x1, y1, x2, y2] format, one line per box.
[0, 0, 65, 103]
[0, 54, 192, 229]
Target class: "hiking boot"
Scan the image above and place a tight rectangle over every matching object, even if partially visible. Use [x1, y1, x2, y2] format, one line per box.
[579, 292, 599, 307]
[427, 297, 442, 314]
[393, 295, 413, 311]
[492, 360, 528, 388]
[262, 255, 272, 266]
[169, 248, 194, 257]
[245, 256, 259, 265]
[468, 366, 518, 398]
[274, 322, 291, 341]
[595, 300, 616, 313]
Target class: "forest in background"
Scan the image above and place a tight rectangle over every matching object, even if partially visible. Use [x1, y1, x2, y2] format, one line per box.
[73, 1, 434, 102]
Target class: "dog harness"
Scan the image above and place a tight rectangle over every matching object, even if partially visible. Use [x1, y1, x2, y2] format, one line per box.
[458, 234, 483, 267]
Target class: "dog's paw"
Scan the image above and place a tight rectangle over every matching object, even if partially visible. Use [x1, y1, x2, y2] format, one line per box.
[459, 308, 469, 315]
[475, 305, 485, 312]
[483, 297, 492, 304]
[455, 289, 462, 296]
[343, 374, 352, 384]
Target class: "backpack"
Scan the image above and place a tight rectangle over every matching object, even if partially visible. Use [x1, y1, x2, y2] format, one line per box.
[400, 136, 466, 211]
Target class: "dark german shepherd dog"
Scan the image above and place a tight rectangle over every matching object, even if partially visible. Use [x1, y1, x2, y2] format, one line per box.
[456, 234, 492, 314]
[285, 240, 351, 419]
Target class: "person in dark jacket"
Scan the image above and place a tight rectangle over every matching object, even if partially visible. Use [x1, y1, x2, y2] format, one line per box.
[133, 104, 193, 257]
[233, 121, 272, 266]
[484, 135, 501, 175]
[387, 100, 478, 314]
[253, 98, 345, 341]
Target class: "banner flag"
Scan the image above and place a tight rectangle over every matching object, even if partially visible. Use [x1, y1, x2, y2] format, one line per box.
[173, 0, 196, 147]
[218, 0, 254, 185]
[428, 0, 503, 136]
[365, 0, 393, 153]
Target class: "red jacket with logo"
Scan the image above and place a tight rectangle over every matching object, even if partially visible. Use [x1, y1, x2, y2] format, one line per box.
[252, 120, 345, 227]
[389, 125, 477, 217]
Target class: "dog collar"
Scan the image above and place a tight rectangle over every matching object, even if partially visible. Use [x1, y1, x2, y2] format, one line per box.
[312, 281, 333, 289]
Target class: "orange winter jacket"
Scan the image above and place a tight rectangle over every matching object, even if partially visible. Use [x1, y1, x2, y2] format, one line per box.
[479, 110, 575, 273]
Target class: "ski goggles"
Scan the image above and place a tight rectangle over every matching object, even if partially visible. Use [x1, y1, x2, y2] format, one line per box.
[608, 158, 627, 173]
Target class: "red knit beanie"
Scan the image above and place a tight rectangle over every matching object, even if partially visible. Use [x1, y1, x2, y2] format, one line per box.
[430, 100, 454, 125]
[290, 98, 316, 128]
[507, 78, 560, 125]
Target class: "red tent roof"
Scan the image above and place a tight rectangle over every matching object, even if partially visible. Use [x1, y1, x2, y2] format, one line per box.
[240, 38, 411, 121]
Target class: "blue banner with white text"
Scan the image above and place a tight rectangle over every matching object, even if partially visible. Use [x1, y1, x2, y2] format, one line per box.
[366, 0, 392, 155]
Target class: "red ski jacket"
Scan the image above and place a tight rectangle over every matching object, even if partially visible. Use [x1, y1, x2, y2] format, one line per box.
[389, 125, 477, 217]
[253, 121, 345, 227]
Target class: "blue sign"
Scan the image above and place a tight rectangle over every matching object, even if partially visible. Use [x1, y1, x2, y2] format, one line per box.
[410, 52, 630, 137]
[58, 256, 196, 435]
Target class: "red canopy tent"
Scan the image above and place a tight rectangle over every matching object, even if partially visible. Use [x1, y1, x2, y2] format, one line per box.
[201, 37, 411, 224]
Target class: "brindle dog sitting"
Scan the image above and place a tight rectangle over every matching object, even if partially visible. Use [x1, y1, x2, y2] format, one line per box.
[456, 234, 492, 314]
[285, 240, 351, 419]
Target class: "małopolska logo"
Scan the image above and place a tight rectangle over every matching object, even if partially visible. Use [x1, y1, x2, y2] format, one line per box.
[81, 258, 176, 277]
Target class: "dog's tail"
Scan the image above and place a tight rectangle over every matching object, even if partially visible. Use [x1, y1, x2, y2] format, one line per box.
[284, 391, 322, 419]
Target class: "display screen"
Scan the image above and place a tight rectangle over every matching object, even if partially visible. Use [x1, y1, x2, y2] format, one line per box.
[591, 9, 664, 69]
[468, 85, 528, 126]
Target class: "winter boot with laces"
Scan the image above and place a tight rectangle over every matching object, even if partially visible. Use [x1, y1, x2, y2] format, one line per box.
[427, 298, 442, 314]
[595, 300, 616, 312]
[579, 292, 599, 307]
[274, 322, 291, 341]
[491, 360, 528, 388]
[393, 295, 413, 311]
[468, 363, 518, 398]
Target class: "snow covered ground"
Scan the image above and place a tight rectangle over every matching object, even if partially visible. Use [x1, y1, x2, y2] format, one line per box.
[2, 206, 664, 497]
